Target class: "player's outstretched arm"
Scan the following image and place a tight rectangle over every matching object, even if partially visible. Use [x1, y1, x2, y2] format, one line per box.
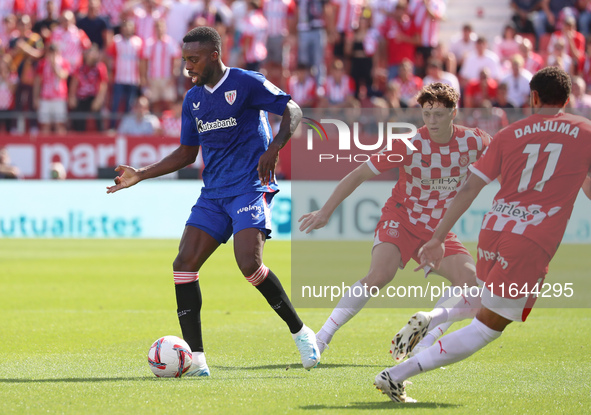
[414, 173, 487, 271]
[258, 99, 302, 185]
[582, 173, 591, 200]
[106, 144, 199, 194]
[298, 163, 377, 233]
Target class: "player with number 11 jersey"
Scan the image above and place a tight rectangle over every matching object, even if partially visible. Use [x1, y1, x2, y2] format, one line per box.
[471, 109, 591, 258]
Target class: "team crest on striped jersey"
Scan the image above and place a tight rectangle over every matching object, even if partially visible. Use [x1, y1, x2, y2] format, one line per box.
[459, 154, 470, 167]
[225, 90, 237, 105]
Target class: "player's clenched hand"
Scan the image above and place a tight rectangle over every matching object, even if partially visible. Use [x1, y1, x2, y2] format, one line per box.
[106, 165, 141, 194]
[414, 238, 445, 272]
[257, 147, 279, 186]
[298, 210, 329, 233]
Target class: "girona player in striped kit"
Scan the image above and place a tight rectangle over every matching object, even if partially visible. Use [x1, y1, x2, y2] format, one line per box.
[379, 66, 591, 402]
[299, 82, 491, 361]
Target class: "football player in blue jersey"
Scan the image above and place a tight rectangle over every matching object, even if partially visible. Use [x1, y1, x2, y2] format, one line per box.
[107, 26, 320, 375]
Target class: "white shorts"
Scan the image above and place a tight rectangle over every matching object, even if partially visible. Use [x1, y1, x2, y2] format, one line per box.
[146, 78, 176, 102]
[38, 99, 67, 124]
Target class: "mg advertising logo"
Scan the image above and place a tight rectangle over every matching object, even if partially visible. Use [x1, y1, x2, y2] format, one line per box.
[303, 117, 418, 163]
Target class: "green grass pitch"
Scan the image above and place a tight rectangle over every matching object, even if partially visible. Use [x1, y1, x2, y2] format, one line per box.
[0, 239, 590, 414]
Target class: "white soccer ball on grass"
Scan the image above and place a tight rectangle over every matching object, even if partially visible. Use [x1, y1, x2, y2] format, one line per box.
[148, 335, 193, 378]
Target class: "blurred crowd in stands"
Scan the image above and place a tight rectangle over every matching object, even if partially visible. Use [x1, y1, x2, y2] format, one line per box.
[0, 0, 591, 138]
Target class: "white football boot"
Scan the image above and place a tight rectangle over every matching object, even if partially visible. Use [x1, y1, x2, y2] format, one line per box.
[390, 311, 432, 362]
[293, 325, 320, 370]
[374, 370, 416, 403]
[184, 352, 210, 377]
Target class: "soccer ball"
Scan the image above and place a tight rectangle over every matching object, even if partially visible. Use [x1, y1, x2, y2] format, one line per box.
[148, 335, 193, 378]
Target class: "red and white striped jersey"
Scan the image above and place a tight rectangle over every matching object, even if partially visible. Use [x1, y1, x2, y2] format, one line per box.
[581, 57, 591, 91]
[37, 54, 70, 100]
[17, 0, 38, 17]
[108, 34, 142, 85]
[0, 72, 17, 110]
[408, 0, 445, 48]
[393, 76, 423, 104]
[69, 0, 88, 14]
[100, 0, 124, 26]
[332, 0, 363, 34]
[73, 61, 107, 99]
[51, 25, 90, 70]
[263, 0, 295, 37]
[142, 34, 181, 79]
[367, 124, 490, 237]
[523, 52, 544, 75]
[132, 5, 167, 43]
[36, 0, 70, 20]
[160, 109, 182, 137]
[287, 74, 316, 105]
[470, 112, 591, 256]
[382, 15, 417, 65]
[324, 74, 354, 104]
[369, 0, 393, 29]
[494, 38, 521, 62]
[240, 9, 268, 63]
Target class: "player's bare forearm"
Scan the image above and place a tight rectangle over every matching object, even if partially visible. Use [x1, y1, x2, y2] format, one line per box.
[258, 100, 301, 184]
[414, 174, 486, 271]
[271, 99, 302, 151]
[106, 145, 199, 193]
[136, 145, 199, 180]
[323, 163, 376, 216]
[298, 164, 376, 232]
[432, 173, 487, 242]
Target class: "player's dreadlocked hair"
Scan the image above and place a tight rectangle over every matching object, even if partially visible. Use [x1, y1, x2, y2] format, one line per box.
[530, 66, 571, 106]
[416, 83, 460, 109]
[183, 26, 222, 53]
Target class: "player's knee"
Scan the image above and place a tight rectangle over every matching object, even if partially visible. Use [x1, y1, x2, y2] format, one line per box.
[237, 258, 262, 279]
[173, 255, 198, 272]
[451, 266, 478, 287]
[361, 270, 394, 290]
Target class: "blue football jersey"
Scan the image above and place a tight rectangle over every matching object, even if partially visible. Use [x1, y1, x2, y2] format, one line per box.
[180, 68, 291, 198]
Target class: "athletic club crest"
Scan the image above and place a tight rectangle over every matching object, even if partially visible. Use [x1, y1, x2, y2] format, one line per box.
[459, 154, 470, 167]
[225, 90, 237, 105]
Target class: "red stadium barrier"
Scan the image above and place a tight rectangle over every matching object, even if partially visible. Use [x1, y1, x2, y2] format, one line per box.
[0, 134, 182, 179]
[0, 133, 294, 180]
